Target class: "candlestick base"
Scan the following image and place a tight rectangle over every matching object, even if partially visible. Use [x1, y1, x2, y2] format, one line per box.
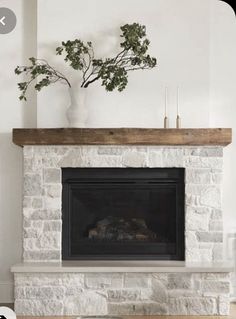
[176, 115, 181, 129]
[164, 116, 169, 129]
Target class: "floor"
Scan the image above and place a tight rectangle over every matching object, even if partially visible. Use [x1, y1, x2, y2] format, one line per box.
[1, 303, 236, 318]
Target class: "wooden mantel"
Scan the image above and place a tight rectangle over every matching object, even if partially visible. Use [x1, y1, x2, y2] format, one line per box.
[12, 128, 232, 147]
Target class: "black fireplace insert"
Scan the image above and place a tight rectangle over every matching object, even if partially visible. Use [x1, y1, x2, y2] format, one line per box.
[62, 168, 185, 260]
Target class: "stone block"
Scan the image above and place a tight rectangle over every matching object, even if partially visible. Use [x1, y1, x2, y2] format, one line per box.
[212, 244, 223, 261]
[23, 250, 60, 261]
[202, 280, 230, 295]
[97, 147, 124, 155]
[43, 220, 62, 232]
[108, 302, 167, 315]
[107, 289, 141, 302]
[219, 296, 230, 315]
[162, 149, 184, 167]
[124, 273, 150, 288]
[15, 299, 64, 316]
[151, 276, 168, 303]
[211, 209, 222, 219]
[64, 291, 107, 315]
[122, 151, 147, 167]
[196, 231, 223, 243]
[168, 297, 217, 315]
[209, 220, 223, 231]
[185, 169, 211, 184]
[35, 232, 61, 250]
[24, 174, 42, 196]
[85, 273, 123, 289]
[167, 274, 192, 290]
[44, 184, 62, 198]
[189, 148, 223, 157]
[148, 151, 163, 167]
[200, 186, 221, 208]
[43, 168, 61, 183]
[15, 286, 64, 300]
[32, 198, 43, 209]
[186, 211, 209, 231]
[30, 209, 61, 220]
[44, 197, 61, 210]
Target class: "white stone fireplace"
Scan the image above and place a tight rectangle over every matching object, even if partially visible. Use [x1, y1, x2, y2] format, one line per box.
[11, 128, 233, 316]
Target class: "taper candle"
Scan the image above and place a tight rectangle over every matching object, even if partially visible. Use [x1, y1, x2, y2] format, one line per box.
[164, 87, 169, 129]
[176, 86, 181, 129]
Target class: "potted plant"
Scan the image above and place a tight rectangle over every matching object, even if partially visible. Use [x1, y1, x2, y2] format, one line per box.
[15, 23, 157, 127]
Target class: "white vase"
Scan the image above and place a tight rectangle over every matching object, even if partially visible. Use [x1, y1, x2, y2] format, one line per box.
[66, 87, 88, 127]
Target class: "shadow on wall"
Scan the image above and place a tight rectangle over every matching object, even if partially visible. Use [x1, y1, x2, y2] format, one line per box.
[0, 133, 22, 302]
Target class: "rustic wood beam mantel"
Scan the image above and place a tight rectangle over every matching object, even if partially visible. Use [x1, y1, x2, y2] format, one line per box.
[12, 128, 232, 147]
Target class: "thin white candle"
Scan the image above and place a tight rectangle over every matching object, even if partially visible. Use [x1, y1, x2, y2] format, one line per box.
[177, 86, 179, 116]
[165, 87, 168, 117]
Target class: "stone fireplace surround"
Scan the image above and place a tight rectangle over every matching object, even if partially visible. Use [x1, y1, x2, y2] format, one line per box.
[11, 143, 233, 316]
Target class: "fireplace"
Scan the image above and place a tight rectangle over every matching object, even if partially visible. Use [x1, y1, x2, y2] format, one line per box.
[62, 168, 185, 260]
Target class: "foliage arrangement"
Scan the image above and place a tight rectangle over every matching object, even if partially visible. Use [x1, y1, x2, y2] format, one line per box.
[15, 23, 157, 100]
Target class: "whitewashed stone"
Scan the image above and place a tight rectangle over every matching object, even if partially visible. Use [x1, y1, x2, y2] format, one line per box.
[200, 186, 221, 208]
[107, 289, 141, 302]
[35, 232, 61, 250]
[162, 149, 184, 167]
[185, 169, 211, 184]
[24, 174, 42, 196]
[23, 197, 32, 208]
[212, 244, 223, 261]
[151, 277, 168, 303]
[185, 231, 198, 247]
[108, 302, 167, 315]
[209, 220, 223, 231]
[148, 151, 163, 167]
[61, 273, 84, 287]
[190, 148, 223, 157]
[219, 296, 230, 315]
[64, 291, 107, 315]
[44, 197, 61, 210]
[186, 211, 209, 231]
[167, 274, 192, 289]
[23, 250, 60, 261]
[43, 220, 62, 232]
[196, 231, 223, 243]
[44, 185, 62, 198]
[122, 151, 147, 167]
[15, 299, 64, 316]
[211, 208, 222, 219]
[202, 280, 230, 294]
[88, 156, 122, 167]
[85, 273, 123, 289]
[32, 198, 43, 209]
[15, 286, 64, 299]
[97, 147, 123, 155]
[169, 297, 217, 315]
[185, 248, 212, 262]
[124, 273, 150, 288]
[43, 168, 61, 183]
[30, 209, 61, 220]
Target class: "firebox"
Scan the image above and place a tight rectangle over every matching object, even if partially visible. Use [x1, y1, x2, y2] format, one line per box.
[62, 168, 185, 260]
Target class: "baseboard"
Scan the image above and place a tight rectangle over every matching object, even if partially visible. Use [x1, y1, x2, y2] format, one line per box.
[0, 281, 13, 303]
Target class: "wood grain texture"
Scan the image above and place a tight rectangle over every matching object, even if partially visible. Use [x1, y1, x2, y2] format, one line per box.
[12, 128, 232, 147]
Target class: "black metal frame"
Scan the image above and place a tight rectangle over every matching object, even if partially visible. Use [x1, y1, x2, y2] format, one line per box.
[62, 168, 185, 261]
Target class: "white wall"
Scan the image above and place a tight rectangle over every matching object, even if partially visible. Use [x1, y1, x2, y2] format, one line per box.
[0, 0, 236, 302]
[37, 0, 211, 128]
[0, 0, 37, 302]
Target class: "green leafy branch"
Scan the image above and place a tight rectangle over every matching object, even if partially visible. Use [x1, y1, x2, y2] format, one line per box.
[56, 22, 157, 91]
[15, 57, 71, 101]
[15, 23, 157, 100]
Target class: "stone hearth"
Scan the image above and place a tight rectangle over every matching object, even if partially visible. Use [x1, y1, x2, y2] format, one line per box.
[12, 144, 232, 316]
